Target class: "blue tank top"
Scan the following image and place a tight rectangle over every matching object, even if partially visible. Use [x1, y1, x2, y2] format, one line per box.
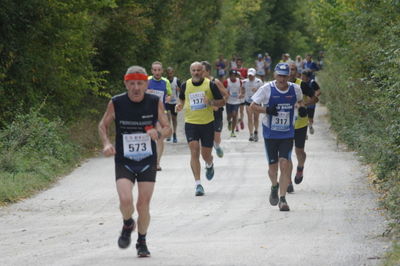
[263, 83, 297, 139]
[147, 77, 168, 105]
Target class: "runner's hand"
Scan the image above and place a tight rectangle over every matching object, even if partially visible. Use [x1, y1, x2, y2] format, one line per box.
[147, 128, 160, 141]
[175, 103, 183, 112]
[266, 105, 278, 116]
[103, 143, 116, 157]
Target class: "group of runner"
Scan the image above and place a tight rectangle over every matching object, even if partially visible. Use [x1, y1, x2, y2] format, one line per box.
[98, 54, 321, 257]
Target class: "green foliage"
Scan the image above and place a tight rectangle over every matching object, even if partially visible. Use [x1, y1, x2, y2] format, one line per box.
[0, 108, 80, 202]
[310, 0, 400, 259]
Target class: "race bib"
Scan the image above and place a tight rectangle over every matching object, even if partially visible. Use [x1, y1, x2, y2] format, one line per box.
[271, 111, 290, 131]
[189, 91, 206, 110]
[123, 133, 153, 161]
[231, 91, 239, 98]
[218, 69, 225, 76]
[147, 89, 164, 100]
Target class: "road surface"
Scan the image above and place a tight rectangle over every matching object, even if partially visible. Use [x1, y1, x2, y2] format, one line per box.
[0, 105, 389, 266]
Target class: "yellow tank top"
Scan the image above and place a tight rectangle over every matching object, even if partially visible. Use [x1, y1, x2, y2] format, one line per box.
[184, 78, 215, 124]
[294, 78, 309, 129]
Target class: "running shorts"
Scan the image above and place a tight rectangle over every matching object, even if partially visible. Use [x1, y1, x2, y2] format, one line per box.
[165, 103, 177, 116]
[226, 103, 240, 113]
[263, 138, 293, 164]
[307, 106, 316, 119]
[214, 109, 223, 132]
[185, 121, 215, 147]
[115, 163, 156, 183]
[294, 126, 308, 149]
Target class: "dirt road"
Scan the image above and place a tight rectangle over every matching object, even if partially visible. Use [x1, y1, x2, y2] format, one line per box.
[0, 105, 388, 266]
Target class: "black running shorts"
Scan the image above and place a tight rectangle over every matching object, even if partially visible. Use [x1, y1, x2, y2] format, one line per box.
[185, 121, 215, 148]
[263, 138, 294, 164]
[307, 107, 315, 119]
[165, 103, 177, 116]
[294, 126, 308, 149]
[115, 163, 156, 183]
[213, 109, 223, 132]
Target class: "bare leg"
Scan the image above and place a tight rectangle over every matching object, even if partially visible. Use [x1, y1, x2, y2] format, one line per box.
[246, 106, 254, 135]
[188, 141, 201, 181]
[116, 178, 134, 220]
[268, 163, 279, 186]
[136, 182, 155, 235]
[279, 158, 291, 197]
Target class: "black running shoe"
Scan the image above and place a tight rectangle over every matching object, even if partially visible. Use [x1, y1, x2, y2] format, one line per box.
[294, 170, 303, 184]
[118, 222, 135, 249]
[269, 183, 279, 206]
[136, 241, 151, 257]
[279, 196, 290, 211]
[287, 183, 294, 193]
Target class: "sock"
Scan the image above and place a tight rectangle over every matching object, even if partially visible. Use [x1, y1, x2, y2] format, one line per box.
[173, 133, 176, 138]
[195, 180, 201, 186]
[123, 218, 134, 227]
[206, 162, 213, 168]
[214, 142, 220, 149]
[280, 196, 286, 200]
[138, 233, 146, 242]
[254, 130, 258, 134]
[297, 166, 304, 171]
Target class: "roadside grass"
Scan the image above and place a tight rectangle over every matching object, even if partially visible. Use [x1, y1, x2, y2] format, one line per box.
[0, 107, 103, 204]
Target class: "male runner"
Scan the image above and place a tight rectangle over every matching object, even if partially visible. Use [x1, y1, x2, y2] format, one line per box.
[176, 62, 225, 196]
[165, 67, 181, 143]
[224, 69, 242, 137]
[98, 65, 171, 257]
[250, 63, 306, 211]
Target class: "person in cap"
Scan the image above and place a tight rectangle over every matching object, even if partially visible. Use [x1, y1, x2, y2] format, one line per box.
[241, 68, 264, 141]
[98, 65, 171, 257]
[250, 63, 306, 211]
[223, 69, 243, 137]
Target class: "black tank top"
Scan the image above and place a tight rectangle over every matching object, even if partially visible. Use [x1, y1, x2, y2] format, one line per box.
[112, 92, 159, 166]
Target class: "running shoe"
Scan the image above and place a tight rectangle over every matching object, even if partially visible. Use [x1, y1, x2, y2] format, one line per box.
[136, 241, 151, 257]
[235, 125, 239, 132]
[287, 182, 294, 193]
[205, 164, 214, 180]
[230, 132, 236, 138]
[228, 121, 232, 131]
[195, 184, 205, 196]
[173, 137, 177, 143]
[294, 170, 304, 184]
[118, 222, 135, 249]
[166, 137, 171, 142]
[279, 196, 290, 211]
[249, 134, 254, 142]
[269, 183, 279, 206]
[309, 125, 314, 135]
[215, 146, 224, 158]
[254, 132, 259, 142]
[240, 120, 244, 130]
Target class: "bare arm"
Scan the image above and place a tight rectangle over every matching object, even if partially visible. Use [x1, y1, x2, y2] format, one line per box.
[98, 100, 116, 156]
[250, 102, 266, 114]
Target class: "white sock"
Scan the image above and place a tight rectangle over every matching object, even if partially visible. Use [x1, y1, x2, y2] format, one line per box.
[195, 180, 201, 187]
[206, 162, 213, 168]
[214, 142, 220, 149]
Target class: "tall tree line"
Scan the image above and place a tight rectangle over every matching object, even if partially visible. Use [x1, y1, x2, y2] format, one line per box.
[0, 0, 316, 127]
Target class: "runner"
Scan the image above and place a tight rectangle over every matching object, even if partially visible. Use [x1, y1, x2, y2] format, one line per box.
[165, 66, 181, 143]
[287, 63, 317, 193]
[235, 58, 248, 130]
[301, 69, 321, 135]
[241, 68, 263, 142]
[147, 61, 172, 171]
[202, 61, 229, 158]
[215, 55, 228, 80]
[175, 62, 225, 196]
[98, 65, 171, 257]
[250, 63, 306, 211]
[255, 53, 266, 82]
[224, 69, 243, 137]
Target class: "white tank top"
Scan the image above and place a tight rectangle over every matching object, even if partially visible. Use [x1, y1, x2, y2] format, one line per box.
[169, 77, 179, 104]
[227, 78, 241, 105]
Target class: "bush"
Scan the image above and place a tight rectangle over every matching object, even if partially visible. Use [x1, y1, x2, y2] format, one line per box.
[0, 108, 80, 203]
